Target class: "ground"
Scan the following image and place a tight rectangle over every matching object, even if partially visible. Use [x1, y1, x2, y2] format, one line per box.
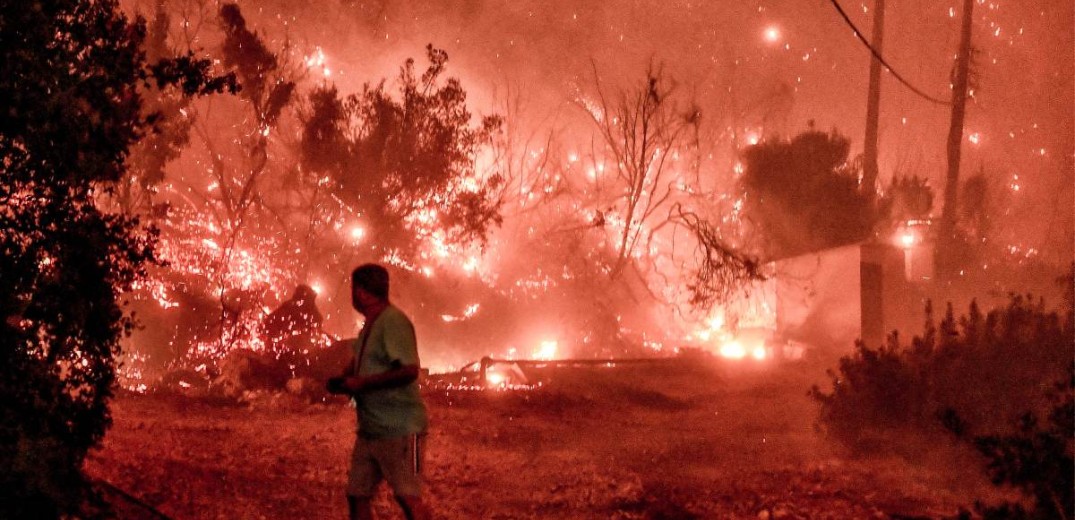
[86, 358, 1003, 519]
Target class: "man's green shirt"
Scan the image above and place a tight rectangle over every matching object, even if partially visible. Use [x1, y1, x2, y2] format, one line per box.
[352, 304, 428, 439]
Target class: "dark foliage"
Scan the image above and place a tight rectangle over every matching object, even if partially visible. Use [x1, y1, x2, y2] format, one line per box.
[811, 295, 1073, 517]
[299, 45, 504, 257]
[950, 368, 1073, 520]
[0, 1, 231, 517]
[740, 129, 878, 259]
[880, 175, 934, 223]
[220, 3, 292, 127]
[939, 170, 1007, 275]
[669, 204, 766, 308]
[812, 296, 1072, 447]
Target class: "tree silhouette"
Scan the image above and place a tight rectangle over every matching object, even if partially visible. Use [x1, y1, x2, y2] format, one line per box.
[740, 129, 878, 259]
[0, 1, 232, 516]
[881, 175, 934, 224]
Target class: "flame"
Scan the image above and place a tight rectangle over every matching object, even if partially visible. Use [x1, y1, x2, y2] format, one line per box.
[719, 340, 747, 359]
[899, 232, 917, 249]
[534, 340, 558, 360]
[717, 339, 768, 361]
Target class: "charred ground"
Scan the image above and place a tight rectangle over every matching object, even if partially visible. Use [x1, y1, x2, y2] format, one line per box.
[87, 358, 1000, 519]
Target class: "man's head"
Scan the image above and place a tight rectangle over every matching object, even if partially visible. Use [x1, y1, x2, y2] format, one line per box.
[351, 263, 390, 314]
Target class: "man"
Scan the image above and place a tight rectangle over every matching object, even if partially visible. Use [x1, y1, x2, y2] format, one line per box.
[328, 264, 430, 520]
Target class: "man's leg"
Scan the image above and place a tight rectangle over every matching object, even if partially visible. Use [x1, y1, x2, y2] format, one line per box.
[348, 435, 380, 520]
[395, 494, 430, 520]
[347, 495, 373, 520]
[376, 433, 428, 520]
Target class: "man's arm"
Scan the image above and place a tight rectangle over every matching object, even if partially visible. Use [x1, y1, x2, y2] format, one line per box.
[339, 356, 355, 378]
[340, 361, 418, 394]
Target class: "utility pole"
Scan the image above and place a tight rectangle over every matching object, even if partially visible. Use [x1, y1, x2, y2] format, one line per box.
[862, 0, 885, 203]
[937, 0, 974, 279]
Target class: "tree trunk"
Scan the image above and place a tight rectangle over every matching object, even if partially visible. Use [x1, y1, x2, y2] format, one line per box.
[862, 0, 885, 202]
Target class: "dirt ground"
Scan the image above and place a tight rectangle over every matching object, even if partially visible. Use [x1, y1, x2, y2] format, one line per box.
[86, 358, 1001, 519]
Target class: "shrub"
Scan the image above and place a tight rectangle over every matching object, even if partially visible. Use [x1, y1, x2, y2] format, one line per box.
[0, 1, 231, 517]
[811, 295, 1073, 516]
[812, 296, 1072, 449]
[947, 367, 1073, 520]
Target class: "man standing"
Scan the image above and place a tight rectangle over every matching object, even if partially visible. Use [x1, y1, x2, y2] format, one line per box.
[328, 264, 429, 520]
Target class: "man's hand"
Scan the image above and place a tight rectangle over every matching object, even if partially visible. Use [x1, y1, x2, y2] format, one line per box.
[339, 376, 364, 394]
[326, 377, 345, 395]
[326, 376, 364, 395]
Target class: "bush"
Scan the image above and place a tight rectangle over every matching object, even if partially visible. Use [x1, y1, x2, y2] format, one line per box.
[950, 367, 1073, 519]
[811, 295, 1073, 516]
[0, 1, 231, 517]
[812, 296, 1072, 448]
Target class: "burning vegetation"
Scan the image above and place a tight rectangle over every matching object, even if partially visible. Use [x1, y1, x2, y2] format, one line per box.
[105, 2, 787, 393]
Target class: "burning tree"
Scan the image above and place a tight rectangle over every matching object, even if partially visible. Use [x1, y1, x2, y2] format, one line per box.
[295, 46, 508, 361]
[106, 0, 506, 375]
[116, 4, 201, 215]
[114, 2, 318, 373]
[577, 65, 765, 320]
[301, 45, 504, 262]
[580, 64, 693, 281]
[0, 0, 231, 516]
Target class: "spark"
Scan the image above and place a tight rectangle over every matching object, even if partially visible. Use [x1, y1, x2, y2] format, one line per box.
[762, 25, 781, 44]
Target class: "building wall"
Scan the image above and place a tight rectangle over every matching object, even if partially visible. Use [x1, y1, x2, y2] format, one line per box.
[773, 242, 927, 354]
[773, 244, 864, 353]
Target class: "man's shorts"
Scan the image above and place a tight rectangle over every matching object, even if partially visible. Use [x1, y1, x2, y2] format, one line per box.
[348, 432, 425, 497]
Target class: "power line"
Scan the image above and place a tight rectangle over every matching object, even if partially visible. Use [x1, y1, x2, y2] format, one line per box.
[827, 0, 952, 106]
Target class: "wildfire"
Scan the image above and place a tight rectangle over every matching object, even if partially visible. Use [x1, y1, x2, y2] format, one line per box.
[441, 303, 481, 322]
